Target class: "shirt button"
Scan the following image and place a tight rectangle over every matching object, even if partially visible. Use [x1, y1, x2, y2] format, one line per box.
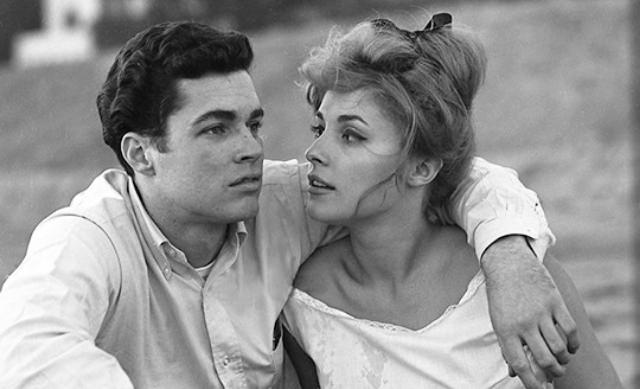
[222, 356, 230, 366]
[163, 267, 171, 276]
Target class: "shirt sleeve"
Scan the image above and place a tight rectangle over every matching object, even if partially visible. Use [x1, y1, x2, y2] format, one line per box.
[0, 215, 134, 389]
[261, 160, 347, 270]
[294, 162, 348, 261]
[447, 157, 556, 260]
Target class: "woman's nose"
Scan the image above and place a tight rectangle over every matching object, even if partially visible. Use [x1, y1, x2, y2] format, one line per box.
[305, 137, 327, 166]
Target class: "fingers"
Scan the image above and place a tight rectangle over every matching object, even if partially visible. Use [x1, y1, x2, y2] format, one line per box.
[554, 306, 579, 354]
[524, 330, 566, 378]
[539, 317, 570, 365]
[502, 337, 546, 389]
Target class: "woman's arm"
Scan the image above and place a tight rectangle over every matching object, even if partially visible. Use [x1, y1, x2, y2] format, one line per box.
[544, 255, 623, 389]
[283, 327, 320, 389]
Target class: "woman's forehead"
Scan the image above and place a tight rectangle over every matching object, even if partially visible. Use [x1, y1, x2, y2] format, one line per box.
[319, 89, 382, 117]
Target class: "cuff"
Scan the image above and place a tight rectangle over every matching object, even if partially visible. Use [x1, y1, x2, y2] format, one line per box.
[474, 217, 556, 260]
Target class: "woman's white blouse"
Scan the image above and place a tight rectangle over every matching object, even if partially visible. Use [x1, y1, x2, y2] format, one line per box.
[284, 272, 550, 388]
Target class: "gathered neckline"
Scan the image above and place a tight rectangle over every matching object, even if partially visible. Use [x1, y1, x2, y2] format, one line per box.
[291, 270, 486, 333]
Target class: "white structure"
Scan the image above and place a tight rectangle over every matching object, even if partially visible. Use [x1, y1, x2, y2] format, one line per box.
[12, 0, 149, 68]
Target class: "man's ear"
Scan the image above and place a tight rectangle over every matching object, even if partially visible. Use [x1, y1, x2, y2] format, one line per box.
[121, 133, 155, 176]
[407, 158, 443, 187]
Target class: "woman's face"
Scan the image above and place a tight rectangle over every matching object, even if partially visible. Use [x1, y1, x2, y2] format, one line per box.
[305, 89, 406, 225]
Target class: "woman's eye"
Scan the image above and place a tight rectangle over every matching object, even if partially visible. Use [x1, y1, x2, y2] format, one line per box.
[342, 130, 364, 143]
[310, 124, 324, 138]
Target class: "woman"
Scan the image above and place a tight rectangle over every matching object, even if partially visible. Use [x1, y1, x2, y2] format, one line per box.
[282, 14, 621, 388]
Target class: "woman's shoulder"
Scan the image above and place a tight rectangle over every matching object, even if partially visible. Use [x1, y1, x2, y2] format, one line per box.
[294, 236, 351, 298]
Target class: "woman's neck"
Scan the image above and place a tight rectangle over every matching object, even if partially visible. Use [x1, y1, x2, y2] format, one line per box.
[346, 205, 445, 286]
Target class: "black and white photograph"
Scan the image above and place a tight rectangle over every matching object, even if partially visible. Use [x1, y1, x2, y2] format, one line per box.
[0, 0, 635, 387]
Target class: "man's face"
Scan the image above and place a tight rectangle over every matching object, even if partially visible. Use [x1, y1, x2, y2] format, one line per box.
[147, 70, 264, 225]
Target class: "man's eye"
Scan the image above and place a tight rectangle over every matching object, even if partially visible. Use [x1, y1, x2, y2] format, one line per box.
[202, 126, 226, 135]
[310, 124, 324, 138]
[249, 121, 263, 134]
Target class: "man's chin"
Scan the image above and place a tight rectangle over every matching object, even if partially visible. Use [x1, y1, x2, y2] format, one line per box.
[240, 205, 259, 220]
[236, 201, 259, 221]
[213, 196, 259, 223]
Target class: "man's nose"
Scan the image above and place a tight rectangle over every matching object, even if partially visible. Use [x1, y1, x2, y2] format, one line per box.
[234, 128, 263, 163]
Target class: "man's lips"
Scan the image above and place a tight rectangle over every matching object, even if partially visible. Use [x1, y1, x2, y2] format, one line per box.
[229, 174, 262, 187]
[307, 174, 335, 191]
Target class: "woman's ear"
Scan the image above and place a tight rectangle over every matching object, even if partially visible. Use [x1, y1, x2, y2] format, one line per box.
[121, 133, 155, 176]
[407, 158, 443, 187]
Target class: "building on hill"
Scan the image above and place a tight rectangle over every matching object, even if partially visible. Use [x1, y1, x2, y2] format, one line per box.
[11, 0, 150, 68]
[0, 0, 41, 64]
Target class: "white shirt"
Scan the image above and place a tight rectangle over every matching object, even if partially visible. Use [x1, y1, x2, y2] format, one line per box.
[0, 158, 553, 388]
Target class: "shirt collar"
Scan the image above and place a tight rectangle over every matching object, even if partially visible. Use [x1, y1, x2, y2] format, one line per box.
[127, 178, 171, 248]
[233, 220, 248, 246]
[126, 177, 248, 279]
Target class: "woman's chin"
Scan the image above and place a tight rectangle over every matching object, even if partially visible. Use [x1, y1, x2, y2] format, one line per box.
[306, 204, 345, 224]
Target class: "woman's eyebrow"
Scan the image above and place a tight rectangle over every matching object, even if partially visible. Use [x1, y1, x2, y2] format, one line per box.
[337, 114, 368, 125]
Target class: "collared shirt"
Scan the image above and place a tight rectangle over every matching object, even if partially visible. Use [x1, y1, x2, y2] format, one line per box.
[0, 158, 553, 388]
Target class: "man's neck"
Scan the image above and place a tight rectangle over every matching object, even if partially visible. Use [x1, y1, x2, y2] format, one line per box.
[134, 180, 230, 268]
[159, 219, 229, 268]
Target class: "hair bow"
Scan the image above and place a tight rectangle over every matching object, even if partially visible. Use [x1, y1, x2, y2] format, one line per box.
[424, 13, 453, 32]
[366, 13, 453, 74]
[407, 13, 453, 40]
[372, 13, 453, 42]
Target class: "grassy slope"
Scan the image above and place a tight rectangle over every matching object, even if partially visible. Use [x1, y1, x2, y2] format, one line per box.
[0, 0, 634, 384]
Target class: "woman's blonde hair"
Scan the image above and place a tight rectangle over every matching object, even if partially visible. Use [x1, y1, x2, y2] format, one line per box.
[301, 15, 486, 215]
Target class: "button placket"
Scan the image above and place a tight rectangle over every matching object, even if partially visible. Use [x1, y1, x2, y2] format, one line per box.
[204, 284, 249, 388]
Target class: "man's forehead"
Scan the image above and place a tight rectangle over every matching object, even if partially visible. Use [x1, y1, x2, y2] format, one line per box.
[177, 71, 261, 107]
[177, 70, 258, 99]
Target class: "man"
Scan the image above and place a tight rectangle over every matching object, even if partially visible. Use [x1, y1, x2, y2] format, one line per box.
[0, 22, 576, 388]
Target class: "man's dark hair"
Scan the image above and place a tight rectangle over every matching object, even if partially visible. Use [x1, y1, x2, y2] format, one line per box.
[97, 21, 254, 175]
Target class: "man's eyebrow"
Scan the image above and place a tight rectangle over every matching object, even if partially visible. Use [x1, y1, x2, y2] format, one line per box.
[192, 110, 237, 126]
[248, 108, 264, 120]
[192, 108, 264, 127]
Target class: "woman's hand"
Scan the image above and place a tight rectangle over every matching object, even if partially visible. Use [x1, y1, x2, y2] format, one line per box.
[481, 235, 579, 389]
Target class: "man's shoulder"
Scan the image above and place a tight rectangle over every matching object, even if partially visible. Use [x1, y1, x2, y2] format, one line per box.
[256, 159, 309, 218]
[262, 159, 308, 187]
[24, 169, 139, 277]
[46, 169, 132, 234]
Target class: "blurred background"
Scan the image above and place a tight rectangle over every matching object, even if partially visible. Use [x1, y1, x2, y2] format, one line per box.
[0, 0, 636, 386]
